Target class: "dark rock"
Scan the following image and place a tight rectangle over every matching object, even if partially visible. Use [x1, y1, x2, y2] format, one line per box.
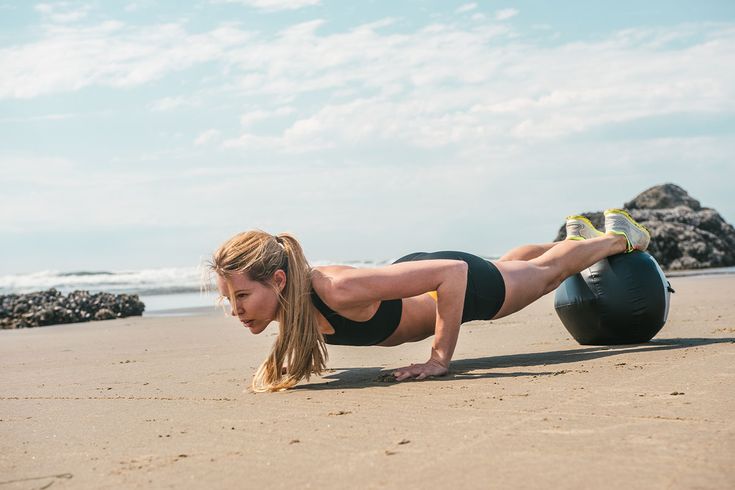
[0, 289, 145, 329]
[94, 308, 116, 321]
[624, 183, 702, 211]
[555, 184, 735, 270]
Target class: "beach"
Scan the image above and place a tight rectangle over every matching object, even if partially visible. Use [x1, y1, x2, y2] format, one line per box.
[1, 273, 733, 489]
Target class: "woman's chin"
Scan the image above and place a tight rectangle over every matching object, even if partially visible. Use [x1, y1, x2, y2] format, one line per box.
[248, 322, 269, 335]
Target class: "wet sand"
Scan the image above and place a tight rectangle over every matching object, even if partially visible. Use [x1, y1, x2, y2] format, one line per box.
[1, 274, 734, 489]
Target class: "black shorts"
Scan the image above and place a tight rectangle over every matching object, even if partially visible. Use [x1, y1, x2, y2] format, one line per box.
[392, 250, 506, 323]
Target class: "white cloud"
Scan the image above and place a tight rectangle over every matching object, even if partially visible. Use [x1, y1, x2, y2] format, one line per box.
[0, 153, 77, 185]
[194, 129, 221, 146]
[456, 3, 477, 14]
[239, 106, 294, 127]
[212, 21, 735, 154]
[239, 110, 269, 127]
[221, 132, 279, 150]
[34, 3, 53, 14]
[2, 14, 734, 165]
[214, 0, 320, 12]
[150, 96, 197, 112]
[35, 2, 90, 23]
[495, 8, 518, 21]
[4, 16, 733, 157]
[0, 22, 252, 99]
[0, 112, 78, 123]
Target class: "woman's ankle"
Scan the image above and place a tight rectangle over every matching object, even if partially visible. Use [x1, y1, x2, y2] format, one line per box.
[608, 233, 628, 254]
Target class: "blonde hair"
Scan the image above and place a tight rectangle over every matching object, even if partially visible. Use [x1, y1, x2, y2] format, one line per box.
[207, 230, 327, 392]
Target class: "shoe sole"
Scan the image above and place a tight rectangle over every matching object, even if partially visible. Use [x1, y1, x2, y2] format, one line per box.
[565, 215, 604, 239]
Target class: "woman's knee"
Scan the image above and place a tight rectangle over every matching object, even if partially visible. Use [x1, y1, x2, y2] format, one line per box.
[530, 257, 567, 294]
[543, 272, 566, 295]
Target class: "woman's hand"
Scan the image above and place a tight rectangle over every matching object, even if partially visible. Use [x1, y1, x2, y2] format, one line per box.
[393, 358, 448, 381]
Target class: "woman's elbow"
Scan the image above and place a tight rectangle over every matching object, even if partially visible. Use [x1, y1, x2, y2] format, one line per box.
[329, 276, 354, 309]
[452, 260, 468, 280]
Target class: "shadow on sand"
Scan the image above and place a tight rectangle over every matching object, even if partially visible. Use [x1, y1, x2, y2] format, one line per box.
[294, 337, 735, 391]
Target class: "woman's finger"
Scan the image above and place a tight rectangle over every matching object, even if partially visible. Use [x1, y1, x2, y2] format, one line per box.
[393, 363, 437, 382]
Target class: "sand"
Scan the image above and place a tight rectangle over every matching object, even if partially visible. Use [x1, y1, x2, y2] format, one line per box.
[1, 274, 734, 489]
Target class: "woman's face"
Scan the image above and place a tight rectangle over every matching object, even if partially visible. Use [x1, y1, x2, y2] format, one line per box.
[216, 270, 286, 335]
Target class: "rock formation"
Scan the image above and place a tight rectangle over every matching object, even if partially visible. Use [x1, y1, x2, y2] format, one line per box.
[0, 289, 145, 329]
[555, 184, 735, 270]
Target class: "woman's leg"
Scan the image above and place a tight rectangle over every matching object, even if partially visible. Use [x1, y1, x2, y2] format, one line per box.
[498, 242, 560, 261]
[491, 234, 627, 319]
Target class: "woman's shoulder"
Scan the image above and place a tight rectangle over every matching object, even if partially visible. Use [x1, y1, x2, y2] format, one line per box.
[312, 265, 357, 275]
[310, 265, 357, 302]
[311, 265, 382, 314]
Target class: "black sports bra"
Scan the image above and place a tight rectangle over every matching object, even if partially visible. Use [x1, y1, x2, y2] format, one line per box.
[310, 288, 402, 346]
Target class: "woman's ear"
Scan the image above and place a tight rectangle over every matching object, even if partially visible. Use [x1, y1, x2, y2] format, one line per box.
[273, 269, 287, 293]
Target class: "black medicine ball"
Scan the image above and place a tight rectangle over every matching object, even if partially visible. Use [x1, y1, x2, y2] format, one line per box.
[554, 252, 674, 345]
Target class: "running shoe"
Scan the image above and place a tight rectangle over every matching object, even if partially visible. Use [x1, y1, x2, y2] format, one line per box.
[604, 209, 650, 252]
[565, 215, 604, 241]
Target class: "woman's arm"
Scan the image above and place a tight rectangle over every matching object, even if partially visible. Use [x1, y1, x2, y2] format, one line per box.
[426, 261, 467, 367]
[332, 259, 468, 380]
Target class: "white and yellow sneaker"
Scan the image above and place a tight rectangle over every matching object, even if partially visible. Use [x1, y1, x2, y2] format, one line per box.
[565, 215, 604, 241]
[604, 209, 651, 252]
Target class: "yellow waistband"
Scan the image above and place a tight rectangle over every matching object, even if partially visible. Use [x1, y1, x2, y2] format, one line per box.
[427, 290, 438, 301]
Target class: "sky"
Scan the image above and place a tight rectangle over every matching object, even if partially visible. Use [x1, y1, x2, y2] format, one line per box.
[1, 0, 734, 274]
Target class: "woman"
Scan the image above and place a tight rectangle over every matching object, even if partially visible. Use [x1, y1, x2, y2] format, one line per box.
[208, 209, 650, 392]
